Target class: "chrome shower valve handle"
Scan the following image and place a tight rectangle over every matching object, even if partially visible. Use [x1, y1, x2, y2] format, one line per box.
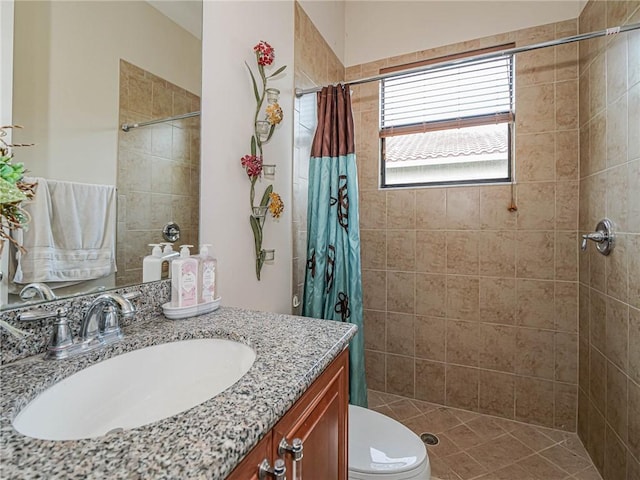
[581, 218, 614, 255]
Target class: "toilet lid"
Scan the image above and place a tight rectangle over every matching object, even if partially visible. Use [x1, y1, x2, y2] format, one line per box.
[349, 405, 428, 475]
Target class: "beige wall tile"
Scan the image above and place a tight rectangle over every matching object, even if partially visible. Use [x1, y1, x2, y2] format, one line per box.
[607, 96, 629, 173]
[361, 229, 386, 270]
[415, 359, 445, 404]
[478, 231, 516, 277]
[387, 312, 415, 356]
[556, 80, 579, 130]
[555, 332, 578, 383]
[516, 83, 556, 133]
[629, 162, 640, 235]
[555, 281, 579, 333]
[479, 371, 515, 418]
[517, 183, 556, 230]
[387, 271, 415, 314]
[446, 365, 479, 411]
[516, 132, 555, 182]
[589, 54, 606, 117]
[365, 349, 386, 391]
[516, 48, 555, 87]
[447, 231, 479, 275]
[516, 231, 555, 280]
[479, 277, 516, 325]
[590, 346, 607, 413]
[364, 310, 386, 351]
[387, 190, 416, 229]
[480, 185, 517, 230]
[606, 361, 629, 443]
[629, 379, 640, 461]
[606, 233, 629, 303]
[416, 273, 446, 317]
[446, 187, 480, 230]
[416, 188, 446, 229]
[556, 130, 580, 180]
[446, 320, 479, 367]
[479, 324, 516, 372]
[387, 230, 415, 271]
[515, 376, 554, 427]
[415, 231, 446, 273]
[387, 354, 415, 397]
[630, 307, 640, 384]
[515, 328, 556, 380]
[604, 425, 628, 480]
[629, 85, 640, 163]
[606, 297, 629, 373]
[360, 190, 387, 229]
[517, 279, 555, 329]
[556, 231, 578, 281]
[555, 383, 577, 431]
[415, 315, 446, 361]
[556, 181, 579, 230]
[447, 275, 480, 321]
[590, 112, 607, 174]
[587, 400, 606, 472]
[362, 269, 386, 311]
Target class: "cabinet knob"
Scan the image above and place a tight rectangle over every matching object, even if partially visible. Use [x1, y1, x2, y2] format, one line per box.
[259, 458, 286, 480]
[279, 437, 304, 462]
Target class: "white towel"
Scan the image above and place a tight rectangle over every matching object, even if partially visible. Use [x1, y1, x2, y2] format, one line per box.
[13, 178, 117, 284]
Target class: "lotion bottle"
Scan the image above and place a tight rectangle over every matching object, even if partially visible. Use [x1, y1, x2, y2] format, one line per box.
[198, 244, 217, 304]
[142, 244, 163, 282]
[171, 245, 198, 307]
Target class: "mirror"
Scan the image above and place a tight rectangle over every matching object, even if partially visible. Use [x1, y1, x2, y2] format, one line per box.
[5, 0, 202, 309]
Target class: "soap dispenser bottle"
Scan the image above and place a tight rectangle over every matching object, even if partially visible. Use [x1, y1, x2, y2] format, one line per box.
[171, 245, 198, 307]
[161, 242, 179, 279]
[142, 244, 163, 282]
[198, 244, 217, 304]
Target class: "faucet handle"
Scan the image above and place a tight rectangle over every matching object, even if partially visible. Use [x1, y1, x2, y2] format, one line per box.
[18, 307, 69, 322]
[17, 308, 75, 359]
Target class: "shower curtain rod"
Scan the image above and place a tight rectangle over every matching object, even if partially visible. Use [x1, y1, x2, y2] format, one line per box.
[295, 22, 640, 97]
[121, 111, 201, 132]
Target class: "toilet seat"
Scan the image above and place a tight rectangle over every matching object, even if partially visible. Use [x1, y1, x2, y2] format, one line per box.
[348, 405, 431, 480]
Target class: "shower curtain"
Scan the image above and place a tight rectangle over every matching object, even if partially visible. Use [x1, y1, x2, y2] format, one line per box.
[302, 85, 367, 407]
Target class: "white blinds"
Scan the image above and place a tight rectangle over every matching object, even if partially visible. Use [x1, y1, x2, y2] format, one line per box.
[380, 55, 514, 137]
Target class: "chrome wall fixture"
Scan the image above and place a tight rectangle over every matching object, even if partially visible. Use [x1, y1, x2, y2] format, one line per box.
[581, 218, 615, 256]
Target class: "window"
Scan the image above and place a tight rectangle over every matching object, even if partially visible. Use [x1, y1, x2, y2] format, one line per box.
[380, 47, 514, 188]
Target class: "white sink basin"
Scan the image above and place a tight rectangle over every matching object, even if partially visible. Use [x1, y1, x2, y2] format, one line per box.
[12, 338, 256, 440]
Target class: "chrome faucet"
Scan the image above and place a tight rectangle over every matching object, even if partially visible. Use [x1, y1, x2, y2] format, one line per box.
[16, 292, 136, 360]
[19, 283, 57, 301]
[79, 293, 136, 347]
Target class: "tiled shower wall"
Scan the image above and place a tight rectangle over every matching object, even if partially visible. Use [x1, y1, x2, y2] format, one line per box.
[117, 60, 200, 285]
[351, 20, 581, 430]
[577, 1, 640, 479]
[292, 3, 345, 314]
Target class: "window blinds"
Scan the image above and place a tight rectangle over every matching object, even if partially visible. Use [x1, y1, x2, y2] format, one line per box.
[380, 55, 514, 138]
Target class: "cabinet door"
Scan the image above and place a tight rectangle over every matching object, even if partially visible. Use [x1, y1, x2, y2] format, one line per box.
[272, 348, 349, 480]
[226, 433, 272, 480]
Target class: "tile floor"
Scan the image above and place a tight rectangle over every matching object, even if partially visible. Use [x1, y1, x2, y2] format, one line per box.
[368, 390, 602, 480]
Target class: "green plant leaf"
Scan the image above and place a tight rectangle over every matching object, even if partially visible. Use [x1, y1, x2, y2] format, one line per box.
[249, 215, 263, 280]
[260, 185, 273, 207]
[245, 62, 261, 104]
[267, 65, 287, 78]
[251, 135, 256, 156]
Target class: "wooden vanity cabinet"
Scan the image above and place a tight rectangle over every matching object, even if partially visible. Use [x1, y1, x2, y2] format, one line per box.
[226, 348, 349, 480]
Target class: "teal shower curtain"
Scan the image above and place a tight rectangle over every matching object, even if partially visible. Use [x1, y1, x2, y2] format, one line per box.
[302, 85, 367, 407]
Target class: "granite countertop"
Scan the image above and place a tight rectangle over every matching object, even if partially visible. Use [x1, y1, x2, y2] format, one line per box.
[0, 307, 357, 479]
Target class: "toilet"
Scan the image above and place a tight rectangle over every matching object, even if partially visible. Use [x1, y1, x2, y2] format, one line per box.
[348, 405, 431, 480]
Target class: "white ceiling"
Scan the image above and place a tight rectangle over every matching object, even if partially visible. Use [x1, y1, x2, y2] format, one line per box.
[147, 0, 202, 39]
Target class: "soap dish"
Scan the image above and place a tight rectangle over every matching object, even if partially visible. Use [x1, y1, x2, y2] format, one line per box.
[162, 298, 221, 320]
